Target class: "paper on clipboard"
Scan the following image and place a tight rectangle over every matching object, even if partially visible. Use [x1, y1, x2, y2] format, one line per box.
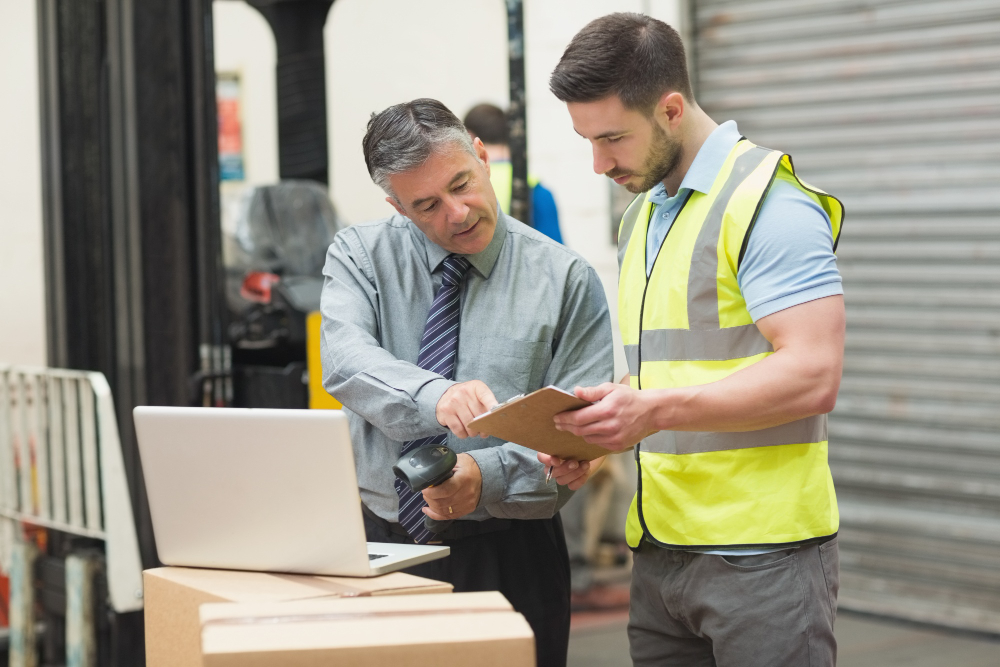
[468, 386, 609, 461]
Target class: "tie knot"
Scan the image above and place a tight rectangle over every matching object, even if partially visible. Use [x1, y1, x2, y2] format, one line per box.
[440, 255, 472, 286]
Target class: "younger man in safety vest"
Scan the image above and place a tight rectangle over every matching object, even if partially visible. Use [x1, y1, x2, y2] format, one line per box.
[544, 13, 844, 667]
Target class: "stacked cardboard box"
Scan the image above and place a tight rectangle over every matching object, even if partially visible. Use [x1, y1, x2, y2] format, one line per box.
[144, 567, 535, 666]
[200, 591, 535, 666]
[143, 567, 453, 667]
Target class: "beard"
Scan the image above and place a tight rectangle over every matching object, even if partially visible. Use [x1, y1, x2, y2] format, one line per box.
[609, 123, 683, 194]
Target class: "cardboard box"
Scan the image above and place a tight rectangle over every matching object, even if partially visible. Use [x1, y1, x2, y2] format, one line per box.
[199, 591, 535, 667]
[144, 567, 453, 667]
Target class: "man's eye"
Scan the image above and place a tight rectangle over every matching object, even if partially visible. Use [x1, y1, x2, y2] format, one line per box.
[607, 136, 623, 143]
[422, 202, 438, 213]
[454, 181, 469, 192]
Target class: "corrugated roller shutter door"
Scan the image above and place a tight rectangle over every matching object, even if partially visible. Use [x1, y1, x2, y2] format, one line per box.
[693, 0, 1000, 632]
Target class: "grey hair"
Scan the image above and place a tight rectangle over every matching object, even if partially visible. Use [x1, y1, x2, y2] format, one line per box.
[362, 98, 477, 197]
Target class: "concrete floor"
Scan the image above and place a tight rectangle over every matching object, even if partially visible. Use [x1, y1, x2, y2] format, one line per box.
[567, 609, 1000, 666]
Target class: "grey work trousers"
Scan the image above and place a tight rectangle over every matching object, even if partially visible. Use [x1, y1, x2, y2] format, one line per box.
[629, 538, 839, 667]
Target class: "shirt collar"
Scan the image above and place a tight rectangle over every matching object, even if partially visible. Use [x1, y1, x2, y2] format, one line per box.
[647, 120, 742, 205]
[421, 202, 507, 280]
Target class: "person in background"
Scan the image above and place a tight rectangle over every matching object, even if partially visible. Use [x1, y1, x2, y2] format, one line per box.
[463, 103, 564, 243]
[320, 98, 613, 667]
[548, 13, 845, 667]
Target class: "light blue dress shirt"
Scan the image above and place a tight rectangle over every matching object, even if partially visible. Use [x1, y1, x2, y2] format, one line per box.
[645, 121, 843, 322]
[320, 211, 613, 525]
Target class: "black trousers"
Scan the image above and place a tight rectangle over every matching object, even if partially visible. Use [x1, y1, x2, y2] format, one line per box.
[363, 513, 571, 667]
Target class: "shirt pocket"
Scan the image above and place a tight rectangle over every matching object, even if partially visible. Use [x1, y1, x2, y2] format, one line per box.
[479, 336, 551, 399]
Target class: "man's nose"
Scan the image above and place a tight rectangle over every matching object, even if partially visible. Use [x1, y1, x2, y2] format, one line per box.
[444, 195, 470, 224]
[593, 146, 614, 175]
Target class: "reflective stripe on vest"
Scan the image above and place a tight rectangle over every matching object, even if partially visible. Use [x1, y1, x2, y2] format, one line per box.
[617, 194, 646, 270]
[642, 415, 828, 455]
[618, 138, 843, 549]
[624, 323, 773, 372]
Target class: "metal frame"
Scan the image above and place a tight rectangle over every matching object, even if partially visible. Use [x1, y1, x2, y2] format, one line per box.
[505, 0, 530, 226]
[0, 365, 144, 614]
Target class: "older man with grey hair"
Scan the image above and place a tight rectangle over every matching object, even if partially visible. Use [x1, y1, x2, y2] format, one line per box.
[318, 98, 613, 667]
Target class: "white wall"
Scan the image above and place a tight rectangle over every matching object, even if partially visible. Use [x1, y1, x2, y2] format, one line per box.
[213, 2, 279, 187]
[0, 0, 685, 371]
[325, 0, 510, 225]
[0, 0, 47, 366]
[214, 0, 685, 379]
[522, 0, 682, 379]
[525, 0, 679, 265]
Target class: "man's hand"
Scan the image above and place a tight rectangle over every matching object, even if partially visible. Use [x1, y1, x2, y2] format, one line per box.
[436, 380, 498, 438]
[422, 453, 482, 520]
[553, 383, 656, 452]
[537, 453, 604, 490]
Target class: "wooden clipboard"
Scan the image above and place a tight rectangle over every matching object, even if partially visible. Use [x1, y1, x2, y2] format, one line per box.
[468, 386, 609, 461]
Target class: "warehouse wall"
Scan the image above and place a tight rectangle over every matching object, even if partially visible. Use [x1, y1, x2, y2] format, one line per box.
[0, 0, 684, 370]
[214, 0, 684, 380]
[0, 0, 47, 366]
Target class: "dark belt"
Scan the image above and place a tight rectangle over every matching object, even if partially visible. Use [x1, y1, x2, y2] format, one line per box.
[362, 504, 512, 542]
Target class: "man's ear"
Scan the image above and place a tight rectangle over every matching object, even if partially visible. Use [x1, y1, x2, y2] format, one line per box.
[655, 91, 685, 131]
[473, 137, 491, 177]
[386, 196, 406, 217]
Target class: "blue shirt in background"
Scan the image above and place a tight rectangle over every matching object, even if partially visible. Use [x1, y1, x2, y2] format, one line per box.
[531, 181, 563, 244]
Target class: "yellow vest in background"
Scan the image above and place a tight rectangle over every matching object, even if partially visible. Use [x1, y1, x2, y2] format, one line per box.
[617, 139, 844, 550]
[489, 161, 538, 213]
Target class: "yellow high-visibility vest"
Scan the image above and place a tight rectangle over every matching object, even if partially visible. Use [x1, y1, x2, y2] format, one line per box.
[618, 138, 844, 550]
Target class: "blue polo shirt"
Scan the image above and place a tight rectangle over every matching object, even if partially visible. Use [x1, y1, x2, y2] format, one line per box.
[645, 121, 843, 322]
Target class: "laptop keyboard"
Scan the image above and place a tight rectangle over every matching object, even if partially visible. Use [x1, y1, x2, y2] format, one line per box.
[369, 553, 389, 561]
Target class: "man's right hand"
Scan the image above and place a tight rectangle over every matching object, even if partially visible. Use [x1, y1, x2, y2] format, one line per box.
[436, 380, 498, 438]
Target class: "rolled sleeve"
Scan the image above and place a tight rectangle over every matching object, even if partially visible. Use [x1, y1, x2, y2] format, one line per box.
[465, 446, 506, 508]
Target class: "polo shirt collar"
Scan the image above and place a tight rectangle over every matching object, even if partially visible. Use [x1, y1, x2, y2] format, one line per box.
[647, 120, 742, 205]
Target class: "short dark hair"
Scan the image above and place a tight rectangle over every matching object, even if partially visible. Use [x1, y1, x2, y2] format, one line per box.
[362, 98, 474, 195]
[463, 103, 508, 145]
[549, 13, 692, 112]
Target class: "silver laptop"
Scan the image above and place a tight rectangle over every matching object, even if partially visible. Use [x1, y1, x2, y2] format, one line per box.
[133, 406, 449, 577]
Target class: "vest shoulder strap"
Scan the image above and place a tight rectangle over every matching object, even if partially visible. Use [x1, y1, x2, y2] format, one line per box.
[732, 148, 784, 270]
[617, 193, 648, 270]
[733, 152, 845, 269]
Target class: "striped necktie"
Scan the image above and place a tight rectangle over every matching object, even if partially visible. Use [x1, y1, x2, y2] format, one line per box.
[394, 254, 472, 543]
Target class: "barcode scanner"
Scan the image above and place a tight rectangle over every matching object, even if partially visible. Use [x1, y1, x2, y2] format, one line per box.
[392, 445, 458, 493]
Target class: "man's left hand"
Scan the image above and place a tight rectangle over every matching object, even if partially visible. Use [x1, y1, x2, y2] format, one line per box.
[554, 382, 657, 452]
[537, 453, 601, 490]
[422, 453, 482, 520]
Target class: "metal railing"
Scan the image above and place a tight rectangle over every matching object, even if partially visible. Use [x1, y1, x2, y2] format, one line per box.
[0, 365, 143, 614]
